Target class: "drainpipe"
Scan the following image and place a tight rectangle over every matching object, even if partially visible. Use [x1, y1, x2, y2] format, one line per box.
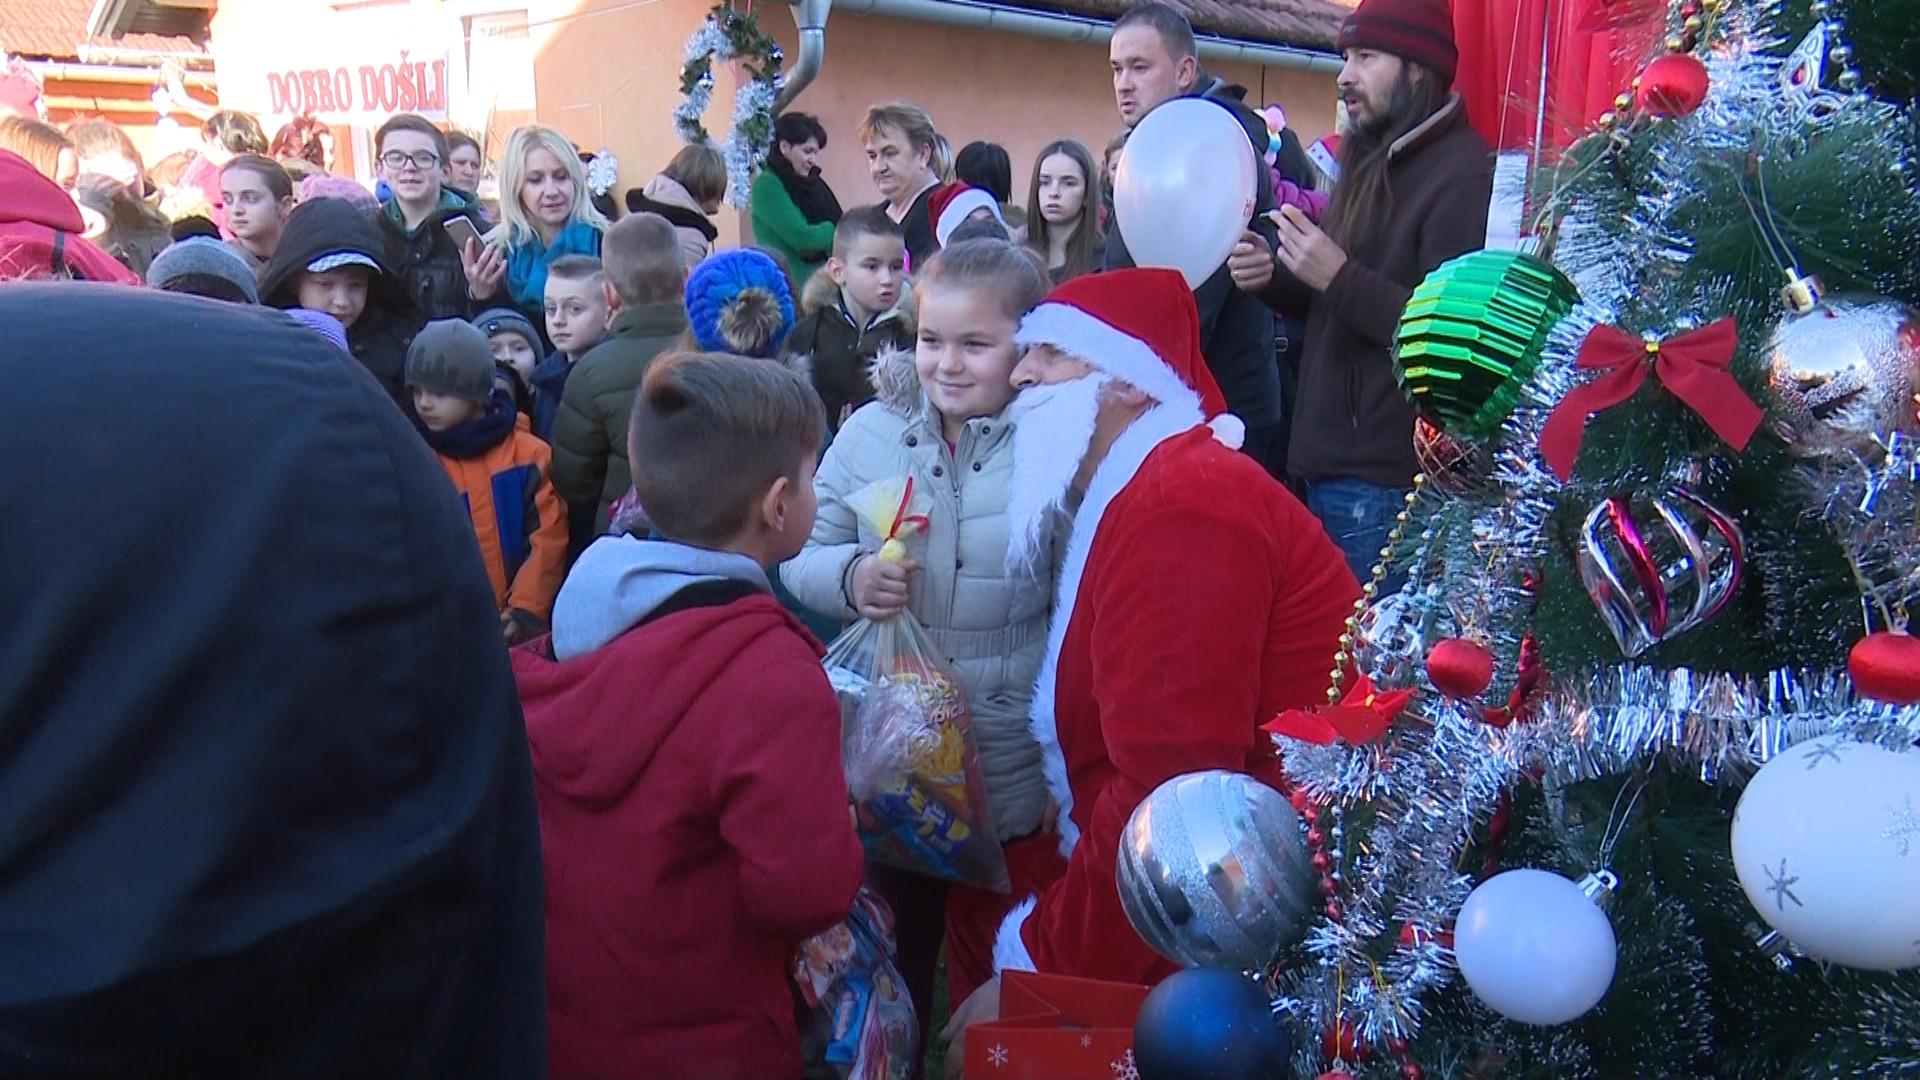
[774, 0, 833, 112]
[75, 43, 215, 69]
[827, 0, 1341, 73]
[23, 60, 217, 88]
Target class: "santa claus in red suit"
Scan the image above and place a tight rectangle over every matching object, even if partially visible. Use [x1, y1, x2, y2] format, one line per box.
[940, 268, 1359, 1070]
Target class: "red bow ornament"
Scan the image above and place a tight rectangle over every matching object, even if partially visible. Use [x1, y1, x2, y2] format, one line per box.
[1265, 675, 1413, 747]
[1538, 319, 1764, 482]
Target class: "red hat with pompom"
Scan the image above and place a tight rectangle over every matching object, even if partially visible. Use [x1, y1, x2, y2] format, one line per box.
[1013, 268, 1245, 448]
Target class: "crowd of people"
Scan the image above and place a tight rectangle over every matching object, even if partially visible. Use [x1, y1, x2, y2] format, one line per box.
[0, 0, 1492, 1074]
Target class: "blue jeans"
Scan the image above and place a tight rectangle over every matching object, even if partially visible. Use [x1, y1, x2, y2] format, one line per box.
[1307, 479, 1410, 591]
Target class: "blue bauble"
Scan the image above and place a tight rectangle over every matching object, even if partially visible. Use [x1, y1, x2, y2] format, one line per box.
[1132, 968, 1292, 1080]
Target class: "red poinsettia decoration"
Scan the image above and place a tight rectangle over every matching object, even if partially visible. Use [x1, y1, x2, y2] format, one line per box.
[1265, 675, 1413, 747]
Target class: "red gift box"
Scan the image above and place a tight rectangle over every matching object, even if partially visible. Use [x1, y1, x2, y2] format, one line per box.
[962, 970, 1150, 1080]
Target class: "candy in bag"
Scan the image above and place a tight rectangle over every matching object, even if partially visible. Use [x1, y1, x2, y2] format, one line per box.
[825, 476, 1009, 892]
[795, 887, 918, 1080]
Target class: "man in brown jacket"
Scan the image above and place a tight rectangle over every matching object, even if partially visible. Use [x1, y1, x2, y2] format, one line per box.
[1229, 0, 1492, 582]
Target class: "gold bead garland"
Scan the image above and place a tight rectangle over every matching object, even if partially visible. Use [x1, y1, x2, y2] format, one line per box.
[1326, 474, 1430, 704]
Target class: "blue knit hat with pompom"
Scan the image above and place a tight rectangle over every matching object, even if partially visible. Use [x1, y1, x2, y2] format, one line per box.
[684, 248, 797, 359]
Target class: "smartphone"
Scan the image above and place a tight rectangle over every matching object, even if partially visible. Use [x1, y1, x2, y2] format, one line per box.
[444, 216, 482, 253]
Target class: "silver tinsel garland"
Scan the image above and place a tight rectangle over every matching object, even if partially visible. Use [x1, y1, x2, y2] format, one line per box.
[673, 17, 776, 208]
[1817, 432, 1920, 628]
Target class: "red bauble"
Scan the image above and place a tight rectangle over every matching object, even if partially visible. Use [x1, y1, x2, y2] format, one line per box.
[1427, 638, 1495, 699]
[1849, 630, 1920, 704]
[1322, 1019, 1372, 1063]
[1413, 417, 1489, 493]
[1317, 1074, 1357, 1080]
[1635, 53, 1710, 118]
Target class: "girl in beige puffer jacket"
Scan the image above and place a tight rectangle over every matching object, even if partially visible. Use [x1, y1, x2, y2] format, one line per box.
[782, 238, 1064, 1018]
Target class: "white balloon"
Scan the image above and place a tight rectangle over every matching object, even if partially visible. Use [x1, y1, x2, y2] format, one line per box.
[1113, 98, 1258, 289]
[1454, 868, 1617, 1025]
[1730, 735, 1920, 971]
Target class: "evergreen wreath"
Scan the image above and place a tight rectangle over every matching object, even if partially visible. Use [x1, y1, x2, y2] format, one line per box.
[675, 3, 785, 208]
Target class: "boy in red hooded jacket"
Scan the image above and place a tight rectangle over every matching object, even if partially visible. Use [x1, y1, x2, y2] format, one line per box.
[512, 350, 864, 1080]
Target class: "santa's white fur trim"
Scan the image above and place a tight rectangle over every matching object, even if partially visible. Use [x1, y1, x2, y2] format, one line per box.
[1016, 303, 1203, 417]
[992, 895, 1039, 974]
[1028, 400, 1205, 860]
[1209, 413, 1246, 450]
[935, 187, 1004, 247]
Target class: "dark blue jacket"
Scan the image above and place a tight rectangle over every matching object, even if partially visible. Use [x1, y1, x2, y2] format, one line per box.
[0, 285, 545, 1077]
[529, 348, 573, 443]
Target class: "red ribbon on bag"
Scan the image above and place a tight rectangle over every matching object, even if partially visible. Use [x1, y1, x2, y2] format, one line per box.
[1538, 318, 1762, 482]
[888, 475, 931, 541]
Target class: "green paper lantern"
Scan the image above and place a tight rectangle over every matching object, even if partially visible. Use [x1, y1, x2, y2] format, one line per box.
[1393, 250, 1580, 442]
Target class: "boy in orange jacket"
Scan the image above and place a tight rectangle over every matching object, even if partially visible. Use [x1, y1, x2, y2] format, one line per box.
[407, 319, 569, 642]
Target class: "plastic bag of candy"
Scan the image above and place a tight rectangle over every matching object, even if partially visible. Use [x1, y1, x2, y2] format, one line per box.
[824, 477, 1009, 892]
[795, 887, 918, 1080]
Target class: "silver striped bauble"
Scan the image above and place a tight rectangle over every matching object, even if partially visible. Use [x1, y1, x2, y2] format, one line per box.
[1116, 770, 1317, 971]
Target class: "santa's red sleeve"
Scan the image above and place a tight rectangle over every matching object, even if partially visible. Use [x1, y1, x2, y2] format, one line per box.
[1002, 501, 1277, 983]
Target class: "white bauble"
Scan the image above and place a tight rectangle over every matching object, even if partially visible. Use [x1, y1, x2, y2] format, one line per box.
[1730, 735, 1920, 971]
[1454, 868, 1617, 1025]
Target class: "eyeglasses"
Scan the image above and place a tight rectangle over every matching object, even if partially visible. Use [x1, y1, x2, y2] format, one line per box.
[381, 150, 442, 172]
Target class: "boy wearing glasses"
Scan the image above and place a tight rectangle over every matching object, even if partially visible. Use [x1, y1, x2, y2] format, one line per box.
[376, 113, 486, 321]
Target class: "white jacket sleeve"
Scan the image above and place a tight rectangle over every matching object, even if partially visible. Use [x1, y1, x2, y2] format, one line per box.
[780, 419, 871, 621]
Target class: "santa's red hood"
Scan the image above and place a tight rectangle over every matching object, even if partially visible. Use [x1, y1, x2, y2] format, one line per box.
[0, 150, 84, 233]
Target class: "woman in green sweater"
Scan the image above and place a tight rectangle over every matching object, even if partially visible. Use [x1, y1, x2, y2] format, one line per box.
[750, 112, 842, 283]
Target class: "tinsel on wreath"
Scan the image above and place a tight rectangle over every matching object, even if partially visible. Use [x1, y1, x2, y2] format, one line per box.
[1254, 0, 1920, 1076]
[674, 3, 784, 208]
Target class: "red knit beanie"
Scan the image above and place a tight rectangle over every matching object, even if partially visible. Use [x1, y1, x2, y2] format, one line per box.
[1337, 0, 1459, 85]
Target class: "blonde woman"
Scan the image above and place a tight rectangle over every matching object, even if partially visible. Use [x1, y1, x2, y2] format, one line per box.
[463, 124, 609, 336]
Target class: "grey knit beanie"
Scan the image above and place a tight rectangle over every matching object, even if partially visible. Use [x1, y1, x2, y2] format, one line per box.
[147, 237, 260, 304]
[405, 320, 497, 405]
[472, 307, 544, 358]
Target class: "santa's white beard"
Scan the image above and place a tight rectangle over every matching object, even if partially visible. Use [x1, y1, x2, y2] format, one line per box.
[1004, 373, 1110, 574]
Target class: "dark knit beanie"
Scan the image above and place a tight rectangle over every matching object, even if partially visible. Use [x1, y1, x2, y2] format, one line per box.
[406, 320, 497, 405]
[1337, 0, 1459, 85]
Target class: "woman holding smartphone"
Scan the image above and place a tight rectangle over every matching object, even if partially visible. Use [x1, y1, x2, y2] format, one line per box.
[461, 125, 608, 336]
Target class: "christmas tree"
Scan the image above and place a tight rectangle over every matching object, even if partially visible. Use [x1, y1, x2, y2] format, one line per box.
[1264, 0, 1920, 1076]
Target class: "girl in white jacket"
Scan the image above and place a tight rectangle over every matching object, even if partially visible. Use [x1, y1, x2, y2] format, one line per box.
[783, 238, 1062, 1031]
